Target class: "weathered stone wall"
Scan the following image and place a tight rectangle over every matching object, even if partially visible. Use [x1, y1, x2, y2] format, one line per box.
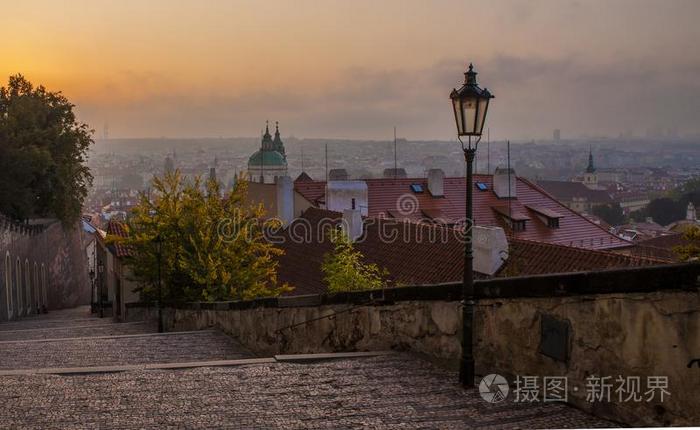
[0, 218, 90, 321]
[125, 264, 700, 427]
[170, 301, 461, 359]
[475, 291, 700, 427]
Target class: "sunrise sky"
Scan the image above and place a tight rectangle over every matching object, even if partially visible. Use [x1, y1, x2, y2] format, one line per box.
[2, 0, 699, 140]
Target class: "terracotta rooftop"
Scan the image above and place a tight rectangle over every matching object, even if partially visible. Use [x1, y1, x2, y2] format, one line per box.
[627, 233, 699, 261]
[105, 220, 133, 258]
[294, 175, 630, 250]
[276, 208, 661, 296]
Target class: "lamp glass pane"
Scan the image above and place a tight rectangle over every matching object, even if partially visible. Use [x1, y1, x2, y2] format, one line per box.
[476, 97, 490, 134]
[452, 98, 463, 134]
[462, 97, 477, 134]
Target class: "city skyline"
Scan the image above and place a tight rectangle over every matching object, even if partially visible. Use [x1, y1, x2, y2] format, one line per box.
[2, 0, 699, 141]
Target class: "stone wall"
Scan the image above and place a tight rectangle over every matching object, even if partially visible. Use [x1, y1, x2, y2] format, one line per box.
[475, 291, 699, 427]
[0, 217, 90, 321]
[126, 263, 700, 426]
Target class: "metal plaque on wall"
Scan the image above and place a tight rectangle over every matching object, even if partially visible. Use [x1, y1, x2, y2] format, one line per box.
[540, 314, 570, 362]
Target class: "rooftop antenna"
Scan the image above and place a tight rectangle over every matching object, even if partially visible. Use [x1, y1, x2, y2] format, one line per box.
[507, 140, 513, 237]
[259, 125, 264, 183]
[393, 126, 398, 180]
[301, 145, 305, 172]
[325, 143, 328, 182]
[487, 128, 490, 175]
[103, 121, 109, 140]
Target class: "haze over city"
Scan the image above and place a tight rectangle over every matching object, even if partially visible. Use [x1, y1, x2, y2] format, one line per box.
[3, 0, 699, 141]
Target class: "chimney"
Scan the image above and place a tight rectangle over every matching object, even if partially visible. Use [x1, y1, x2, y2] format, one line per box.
[493, 166, 516, 199]
[326, 181, 368, 216]
[276, 176, 294, 226]
[342, 208, 363, 242]
[427, 169, 444, 197]
[473, 226, 508, 276]
[687, 202, 697, 221]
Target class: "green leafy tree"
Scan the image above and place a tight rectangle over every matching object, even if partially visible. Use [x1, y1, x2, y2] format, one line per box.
[0, 75, 93, 223]
[113, 171, 290, 302]
[673, 226, 700, 262]
[321, 229, 388, 293]
[592, 203, 625, 226]
[631, 198, 684, 225]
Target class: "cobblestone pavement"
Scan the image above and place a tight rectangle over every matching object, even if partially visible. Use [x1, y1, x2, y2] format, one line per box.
[0, 308, 614, 429]
[0, 321, 155, 341]
[0, 355, 614, 429]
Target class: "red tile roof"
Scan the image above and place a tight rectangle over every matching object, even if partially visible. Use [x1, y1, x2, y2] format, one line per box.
[276, 208, 660, 296]
[105, 220, 133, 258]
[626, 233, 699, 262]
[294, 175, 631, 250]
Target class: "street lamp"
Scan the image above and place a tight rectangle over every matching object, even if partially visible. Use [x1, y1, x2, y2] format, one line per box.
[450, 63, 494, 387]
[97, 262, 104, 318]
[153, 234, 164, 333]
[89, 268, 95, 313]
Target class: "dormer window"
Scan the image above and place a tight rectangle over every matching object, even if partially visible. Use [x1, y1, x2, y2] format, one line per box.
[526, 205, 564, 229]
[491, 205, 531, 232]
[512, 220, 527, 232]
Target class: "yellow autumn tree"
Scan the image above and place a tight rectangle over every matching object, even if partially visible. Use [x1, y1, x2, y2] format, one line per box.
[321, 228, 388, 293]
[115, 171, 291, 302]
[674, 225, 700, 262]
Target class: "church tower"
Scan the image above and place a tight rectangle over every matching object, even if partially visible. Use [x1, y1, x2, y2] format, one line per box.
[247, 121, 288, 183]
[582, 146, 599, 189]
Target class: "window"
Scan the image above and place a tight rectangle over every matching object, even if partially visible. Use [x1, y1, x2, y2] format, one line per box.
[512, 220, 527, 232]
[15, 258, 21, 315]
[547, 218, 560, 229]
[25, 259, 30, 313]
[4, 252, 11, 318]
[33, 263, 39, 312]
[475, 182, 488, 191]
[410, 184, 424, 193]
[41, 264, 46, 310]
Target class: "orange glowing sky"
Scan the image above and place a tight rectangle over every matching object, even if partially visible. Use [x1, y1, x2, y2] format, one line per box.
[2, 0, 699, 140]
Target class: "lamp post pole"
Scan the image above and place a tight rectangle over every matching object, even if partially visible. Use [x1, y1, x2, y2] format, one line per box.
[450, 63, 494, 387]
[98, 262, 104, 318]
[155, 234, 163, 333]
[461, 142, 476, 387]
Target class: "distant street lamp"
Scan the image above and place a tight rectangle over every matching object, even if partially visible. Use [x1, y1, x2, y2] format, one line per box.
[450, 63, 494, 387]
[154, 234, 164, 333]
[97, 262, 104, 318]
[89, 268, 95, 313]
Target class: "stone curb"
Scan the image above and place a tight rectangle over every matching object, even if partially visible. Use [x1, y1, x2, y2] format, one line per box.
[274, 351, 395, 362]
[0, 352, 395, 376]
[0, 321, 150, 335]
[0, 329, 216, 345]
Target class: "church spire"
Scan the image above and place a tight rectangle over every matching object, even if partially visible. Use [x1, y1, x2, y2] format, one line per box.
[586, 146, 595, 173]
[273, 120, 286, 157]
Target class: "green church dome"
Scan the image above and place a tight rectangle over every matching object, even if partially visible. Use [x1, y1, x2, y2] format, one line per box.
[248, 150, 286, 167]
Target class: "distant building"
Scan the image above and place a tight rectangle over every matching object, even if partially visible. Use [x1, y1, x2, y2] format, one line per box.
[328, 169, 349, 181]
[382, 168, 407, 179]
[553, 129, 561, 142]
[164, 155, 175, 174]
[247, 121, 288, 183]
[667, 202, 700, 233]
[582, 147, 602, 190]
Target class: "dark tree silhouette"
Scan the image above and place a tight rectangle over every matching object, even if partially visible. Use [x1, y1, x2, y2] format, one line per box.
[0, 75, 93, 224]
[592, 203, 625, 226]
